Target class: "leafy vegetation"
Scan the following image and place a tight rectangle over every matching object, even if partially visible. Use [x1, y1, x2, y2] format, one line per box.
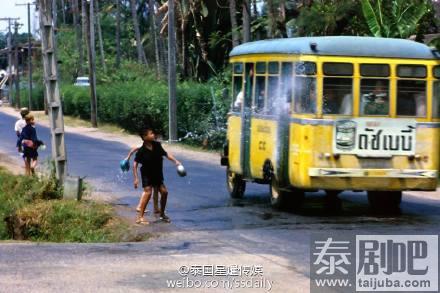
[0, 168, 129, 242]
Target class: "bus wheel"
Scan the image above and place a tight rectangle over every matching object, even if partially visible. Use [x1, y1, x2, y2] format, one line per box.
[367, 191, 402, 211]
[325, 190, 342, 212]
[270, 177, 304, 212]
[226, 168, 246, 199]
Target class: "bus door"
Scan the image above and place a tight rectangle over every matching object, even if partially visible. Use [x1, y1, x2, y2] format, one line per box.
[241, 63, 254, 178]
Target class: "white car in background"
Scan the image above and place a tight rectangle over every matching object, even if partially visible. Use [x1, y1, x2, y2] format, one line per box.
[74, 76, 90, 87]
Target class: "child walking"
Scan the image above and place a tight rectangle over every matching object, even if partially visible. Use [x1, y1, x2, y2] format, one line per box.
[19, 114, 43, 176]
[133, 127, 181, 224]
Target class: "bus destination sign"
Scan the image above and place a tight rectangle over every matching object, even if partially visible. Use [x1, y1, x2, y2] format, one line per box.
[332, 118, 417, 157]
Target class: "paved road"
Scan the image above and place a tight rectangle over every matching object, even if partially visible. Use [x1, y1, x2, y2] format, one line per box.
[0, 111, 439, 292]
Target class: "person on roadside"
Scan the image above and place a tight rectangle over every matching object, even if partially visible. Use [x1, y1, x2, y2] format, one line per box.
[19, 114, 44, 176]
[14, 108, 29, 153]
[133, 127, 181, 224]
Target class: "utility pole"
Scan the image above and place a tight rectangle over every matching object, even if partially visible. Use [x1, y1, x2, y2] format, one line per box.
[16, 2, 37, 111]
[168, 0, 177, 141]
[0, 18, 19, 105]
[85, 0, 98, 127]
[37, 0, 67, 184]
[13, 21, 21, 108]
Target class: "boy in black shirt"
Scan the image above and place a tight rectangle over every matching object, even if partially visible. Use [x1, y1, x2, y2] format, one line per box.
[133, 128, 181, 224]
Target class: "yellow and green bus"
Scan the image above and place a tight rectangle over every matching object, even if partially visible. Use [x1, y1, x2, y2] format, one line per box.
[221, 36, 440, 211]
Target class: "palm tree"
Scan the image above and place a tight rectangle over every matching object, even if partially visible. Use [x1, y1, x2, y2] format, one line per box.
[361, 0, 430, 39]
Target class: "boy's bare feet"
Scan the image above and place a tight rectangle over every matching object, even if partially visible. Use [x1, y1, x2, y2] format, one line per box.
[135, 216, 149, 225]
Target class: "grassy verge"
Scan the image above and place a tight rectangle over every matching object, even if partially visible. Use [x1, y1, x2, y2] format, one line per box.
[0, 167, 134, 243]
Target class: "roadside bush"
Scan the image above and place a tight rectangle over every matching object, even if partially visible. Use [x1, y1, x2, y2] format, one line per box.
[61, 75, 230, 149]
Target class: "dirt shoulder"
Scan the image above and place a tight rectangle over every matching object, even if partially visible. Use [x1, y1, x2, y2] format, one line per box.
[0, 106, 221, 166]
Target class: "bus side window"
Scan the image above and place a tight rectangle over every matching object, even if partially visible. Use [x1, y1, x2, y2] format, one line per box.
[254, 76, 266, 113]
[434, 81, 440, 118]
[360, 79, 390, 116]
[397, 80, 426, 117]
[294, 77, 316, 114]
[232, 76, 243, 111]
[434, 66, 440, 118]
[267, 76, 280, 113]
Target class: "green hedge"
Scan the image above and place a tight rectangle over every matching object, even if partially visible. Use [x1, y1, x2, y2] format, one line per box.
[11, 83, 45, 111]
[61, 78, 230, 149]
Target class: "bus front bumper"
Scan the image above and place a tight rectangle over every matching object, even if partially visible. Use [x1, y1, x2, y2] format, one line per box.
[309, 168, 437, 179]
[307, 168, 438, 191]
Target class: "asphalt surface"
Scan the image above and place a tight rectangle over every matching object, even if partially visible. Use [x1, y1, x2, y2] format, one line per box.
[0, 110, 439, 292]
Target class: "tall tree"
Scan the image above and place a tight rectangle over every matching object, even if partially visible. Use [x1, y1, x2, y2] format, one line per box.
[242, 0, 251, 42]
[85, 0, 98, 127]
[81, 0, 87, 72]
[60, 0, 67, 24]
[94, 0, 107, 72]
[115, 0, 122, 68]
[149, 0, 161, 78]
[267, 0, 276, 38]
[72, 0, 84, 75]
[229, 0, 240, 47]
[130, 0, 148, 65]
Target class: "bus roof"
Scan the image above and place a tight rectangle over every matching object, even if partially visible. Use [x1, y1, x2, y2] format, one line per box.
[229, 36, 439, 60]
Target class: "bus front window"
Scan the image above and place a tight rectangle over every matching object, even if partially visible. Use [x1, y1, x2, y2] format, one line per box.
[360, 79, 390, 116]
[434, 81, 440, 118]
[323, 78, 352, 115]
[397, 80, 426, 117]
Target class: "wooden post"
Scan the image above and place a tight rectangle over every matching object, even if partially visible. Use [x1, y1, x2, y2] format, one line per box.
[13, 21, 21, 108]
[168, 0, 177, 141]
[37, 0, 67, 184]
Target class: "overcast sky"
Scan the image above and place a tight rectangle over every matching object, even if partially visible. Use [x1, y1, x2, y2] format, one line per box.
[0, 0, 36, 34]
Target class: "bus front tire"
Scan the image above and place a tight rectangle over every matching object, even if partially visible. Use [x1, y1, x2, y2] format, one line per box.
[226, 168, 246, 199]
[367, 191, 402, 211]
[270, 177, 304, 212]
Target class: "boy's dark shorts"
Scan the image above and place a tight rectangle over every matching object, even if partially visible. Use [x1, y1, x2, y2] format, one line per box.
[23, 147, 38, 159]
[141, 173, 163, 188]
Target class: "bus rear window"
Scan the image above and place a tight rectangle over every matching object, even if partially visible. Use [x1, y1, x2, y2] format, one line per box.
[360, 64, 390, 77]
[397, 65, 426, 78]
[397, 80, 426, 117]
[323, 63, 353, 76]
